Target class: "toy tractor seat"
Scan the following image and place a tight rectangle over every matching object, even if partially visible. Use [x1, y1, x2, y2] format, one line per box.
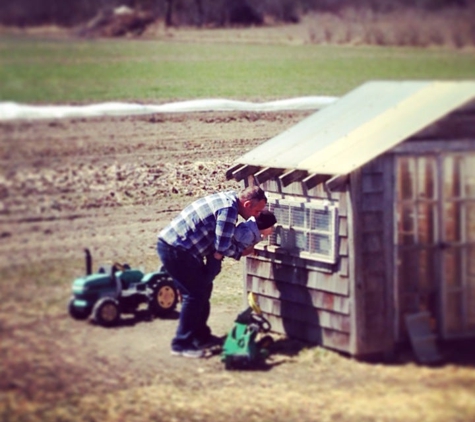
[97, 262, 139, 290]
[116, 268, 145, 290]
[95, 264, 122, 296]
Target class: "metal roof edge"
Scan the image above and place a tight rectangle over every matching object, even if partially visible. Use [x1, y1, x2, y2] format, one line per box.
[227, 80, 475, 181]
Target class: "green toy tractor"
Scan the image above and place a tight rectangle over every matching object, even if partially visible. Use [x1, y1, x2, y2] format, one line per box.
[68, 249, 179, 327]
[221, 292, 274, 370]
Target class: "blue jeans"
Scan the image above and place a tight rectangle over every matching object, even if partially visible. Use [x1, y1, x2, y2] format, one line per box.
[157, 239, 221, 350]
[205, 254, 222, 283]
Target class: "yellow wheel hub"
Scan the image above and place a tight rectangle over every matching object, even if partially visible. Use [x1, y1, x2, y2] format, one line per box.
[101, 303, 118, 321]
[157, 286, 175, 309]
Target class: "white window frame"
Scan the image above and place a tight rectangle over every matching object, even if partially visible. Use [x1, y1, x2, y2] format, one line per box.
[261, 196, 339, 264]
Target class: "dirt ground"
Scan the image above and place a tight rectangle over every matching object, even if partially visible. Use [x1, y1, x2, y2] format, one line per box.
[0, 111, 307, 266]
[1, 110, 475, 422]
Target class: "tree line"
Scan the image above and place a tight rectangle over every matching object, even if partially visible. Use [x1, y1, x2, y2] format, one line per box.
[0, 0, 469, 28]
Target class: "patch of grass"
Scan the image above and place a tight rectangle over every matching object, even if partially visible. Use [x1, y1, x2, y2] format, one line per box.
[1, 257, 81, 288]
[211, 259, 245, 308]
[0, 259, 80, 324]
[0, 37, 474, 103]
[4, 361, 475, 422]
[298, 345, 344, 364]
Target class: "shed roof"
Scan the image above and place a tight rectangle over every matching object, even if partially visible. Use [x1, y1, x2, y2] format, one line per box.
[227, 80, 475, 187]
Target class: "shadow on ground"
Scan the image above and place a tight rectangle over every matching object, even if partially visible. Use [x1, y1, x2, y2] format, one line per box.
[90, 309, 180, 328]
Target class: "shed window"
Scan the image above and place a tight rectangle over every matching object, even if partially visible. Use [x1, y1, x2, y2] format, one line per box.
[266, 198, 339, 264]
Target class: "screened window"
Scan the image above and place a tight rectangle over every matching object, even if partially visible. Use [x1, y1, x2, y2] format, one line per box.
[266, 198, 339, 264]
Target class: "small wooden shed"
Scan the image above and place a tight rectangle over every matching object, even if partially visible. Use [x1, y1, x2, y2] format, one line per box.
[226, 80, 475, 358]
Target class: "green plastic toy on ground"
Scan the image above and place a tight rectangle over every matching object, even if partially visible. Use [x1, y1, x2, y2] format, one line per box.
[221, 292, 274, 370]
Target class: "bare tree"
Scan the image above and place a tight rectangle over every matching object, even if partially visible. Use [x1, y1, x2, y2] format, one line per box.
[165, 0, 173, 26]
[194, 0, 204, 26]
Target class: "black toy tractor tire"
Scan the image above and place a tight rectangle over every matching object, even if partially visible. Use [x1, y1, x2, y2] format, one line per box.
[257, 335, 274, 350]
[224, 357, 234, 370]
[149, 278, 178, 317]
[92, 297, 121, 327]
[68, 297, 90, 320]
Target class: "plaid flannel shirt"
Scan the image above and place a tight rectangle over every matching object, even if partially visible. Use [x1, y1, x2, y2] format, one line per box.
[158, 190, 242, 261]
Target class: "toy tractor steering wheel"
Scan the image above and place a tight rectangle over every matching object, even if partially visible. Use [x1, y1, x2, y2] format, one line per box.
[112, 262, 131, 271]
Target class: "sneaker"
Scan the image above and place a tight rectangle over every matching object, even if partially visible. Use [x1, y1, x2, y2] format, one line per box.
[170, 347, 205, 358]
[194, 334, 225, 350]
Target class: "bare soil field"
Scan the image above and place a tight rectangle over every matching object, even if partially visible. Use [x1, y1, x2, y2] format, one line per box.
[1, 110, 475, 422]
[0, 111, 302, 266]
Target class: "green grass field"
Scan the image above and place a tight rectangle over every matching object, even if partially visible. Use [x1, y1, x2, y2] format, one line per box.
[1, 36, 475, 103]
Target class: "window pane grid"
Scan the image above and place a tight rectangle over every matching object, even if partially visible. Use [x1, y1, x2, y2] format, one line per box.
[273, 204, 290, 226]
[310, 233, 331, 255]
[268, 199, 338, 263]
[295, 230, 308, 251]
[396, 153, 475, 337]
[312, 209, 331, 232]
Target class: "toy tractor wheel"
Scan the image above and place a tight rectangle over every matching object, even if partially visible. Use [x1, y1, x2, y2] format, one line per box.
[257, 335, 274, 350]
[68, 297, 90, 320]
[224, 357, 234, 371]
[92, 297, 120, 327]
[149, 279, 178, 317]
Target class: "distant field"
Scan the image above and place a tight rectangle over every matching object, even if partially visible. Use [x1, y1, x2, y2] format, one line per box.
[1, 35, 475, 103]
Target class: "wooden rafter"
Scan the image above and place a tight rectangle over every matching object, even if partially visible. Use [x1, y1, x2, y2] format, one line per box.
[225, 163, 244, 180]
[325, 174, 349, 191]
[279, 169, 308, 187]
[254, 167, 284, 184]
[302, 173, 331, 190]
[229, 164, 261, 182]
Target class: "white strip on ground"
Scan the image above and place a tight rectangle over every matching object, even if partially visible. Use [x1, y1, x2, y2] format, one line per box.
[0, 97, 337, 121]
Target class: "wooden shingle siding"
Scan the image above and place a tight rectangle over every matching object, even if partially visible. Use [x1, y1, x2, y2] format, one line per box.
[361, 252, 385, 273]
[257, 295, 350, 332]
[362, 172, 384, 193]
[339, 237, 348, 256]
[362, 233, 385, 254]
[246, 275, 350, 314]
[252, 248, 336, 274]
[361, 212, 384, 233]
[247, 182, 352, 350]
[364, 274, 387, 291]
[363, 291, 386, 331]
[266, 314, 351, 350]
[354, 156, 393, 354]
[338, 257, 349, 278]
[338, 216, 348, 236]
[360, 192, 384, 212]
[247, 256, 349, 296]
[338, 190, 348, 216]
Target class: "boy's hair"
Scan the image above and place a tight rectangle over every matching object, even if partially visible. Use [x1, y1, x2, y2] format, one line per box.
[256, 209, 277, 230]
